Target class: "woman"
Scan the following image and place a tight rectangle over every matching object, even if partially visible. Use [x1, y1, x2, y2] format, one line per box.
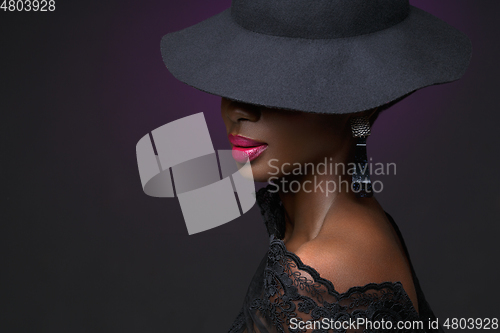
[160, 0, 471, 332]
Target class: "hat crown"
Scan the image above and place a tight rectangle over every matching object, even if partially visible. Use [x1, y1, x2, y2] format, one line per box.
[231, 0, 410, 39]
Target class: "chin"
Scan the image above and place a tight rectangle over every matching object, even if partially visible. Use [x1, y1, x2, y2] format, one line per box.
[248, 160, 277, 183]
[234, 163, 255, 181]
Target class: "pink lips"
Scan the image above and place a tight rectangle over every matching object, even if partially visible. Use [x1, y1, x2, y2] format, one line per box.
[228, 134, 268, 163]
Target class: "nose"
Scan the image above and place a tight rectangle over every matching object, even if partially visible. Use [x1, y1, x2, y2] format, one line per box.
[222, 98, 261, 123]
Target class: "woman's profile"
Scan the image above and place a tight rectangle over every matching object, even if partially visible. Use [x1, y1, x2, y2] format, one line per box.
[159, 0, 471, 332]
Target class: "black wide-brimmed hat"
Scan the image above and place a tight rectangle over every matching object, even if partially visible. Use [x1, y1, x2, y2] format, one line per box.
[160, 0, 472, 114]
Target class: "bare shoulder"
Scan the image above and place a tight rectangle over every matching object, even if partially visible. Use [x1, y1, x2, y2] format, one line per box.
[293, 209, 417, 303]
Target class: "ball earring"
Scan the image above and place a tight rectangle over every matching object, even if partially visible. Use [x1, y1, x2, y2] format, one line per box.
[350, 116, 373, 198]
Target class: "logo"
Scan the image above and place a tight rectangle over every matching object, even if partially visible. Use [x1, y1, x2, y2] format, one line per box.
[136, 113, 255, 235]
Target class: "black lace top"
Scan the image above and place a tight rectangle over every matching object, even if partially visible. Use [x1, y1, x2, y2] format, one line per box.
[228, 186, 443, 333]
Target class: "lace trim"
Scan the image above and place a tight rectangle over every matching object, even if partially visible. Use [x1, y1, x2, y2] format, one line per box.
[246, 235, 420, 332]
[256, 185, 286, 239]
[228, 309, 246, 333]
[270, 235, 412, 300]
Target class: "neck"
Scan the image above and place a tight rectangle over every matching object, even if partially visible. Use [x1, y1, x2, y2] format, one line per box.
[277, 174, 349, 239]
[274, 150, 373, 245]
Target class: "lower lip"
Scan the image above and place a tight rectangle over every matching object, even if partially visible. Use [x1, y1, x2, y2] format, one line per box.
[232, 145, 268, 163]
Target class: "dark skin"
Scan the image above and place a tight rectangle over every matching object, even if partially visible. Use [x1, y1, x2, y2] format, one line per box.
[221, 97, 419, 312]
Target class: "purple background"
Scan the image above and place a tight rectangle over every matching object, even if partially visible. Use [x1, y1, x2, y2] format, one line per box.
[2, 0, 499, 332]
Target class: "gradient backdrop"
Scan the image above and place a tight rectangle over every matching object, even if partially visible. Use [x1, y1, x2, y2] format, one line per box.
[2, 0, 499, 332]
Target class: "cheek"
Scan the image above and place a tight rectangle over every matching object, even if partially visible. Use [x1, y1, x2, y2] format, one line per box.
[272, 119, 341, 162]
[246, 112, 349, 181]
[249, 134, 323, 181]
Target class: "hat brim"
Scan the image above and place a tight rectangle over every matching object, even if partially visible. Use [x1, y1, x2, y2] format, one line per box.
[160, 6, 471, 114]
